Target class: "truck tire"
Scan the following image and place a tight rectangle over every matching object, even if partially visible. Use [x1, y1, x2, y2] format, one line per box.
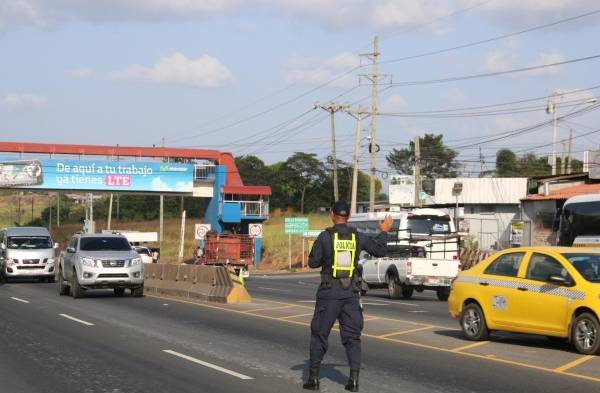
[71, 270, 85, 299]
[387, 274, 401, 299]
[437, 287, 451, 301]
[131, 285, 144, 298]
[58, 270, 70, 296]
[401, 286, 414, 300]
[114, 288, 125, 297]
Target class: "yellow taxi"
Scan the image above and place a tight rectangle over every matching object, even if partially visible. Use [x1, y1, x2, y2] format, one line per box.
[448, 247, 600, 355]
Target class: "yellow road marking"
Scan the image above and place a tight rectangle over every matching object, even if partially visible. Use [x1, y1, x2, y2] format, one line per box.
[364, 317, 380, 322]
[280, 312, 314, 320]
[452, 340, 493, 352]
[146, 294, 600, 385]
[555, 355, 595, 372]
[243, 305, 297, 313]
[379, 326, 435, 338]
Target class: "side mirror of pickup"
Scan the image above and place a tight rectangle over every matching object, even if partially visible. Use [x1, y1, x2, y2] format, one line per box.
[66, 247, 76, 254]
[0, 243, 5, 250]
[54, 242, 59, 249]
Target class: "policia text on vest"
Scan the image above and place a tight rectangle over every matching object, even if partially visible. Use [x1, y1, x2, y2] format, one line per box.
[303, 201, 393, 392]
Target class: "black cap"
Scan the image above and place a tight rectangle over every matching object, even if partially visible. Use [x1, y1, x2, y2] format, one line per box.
[332, 201, 350, 217]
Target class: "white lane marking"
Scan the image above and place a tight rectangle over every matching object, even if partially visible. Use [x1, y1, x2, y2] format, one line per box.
[10, 297, 30, 304]
[408, 310, 428, 313]
[398, 302, 420, 307]
[297, 300, 316, 303]
[163, 304, 169, 306]
[360, 302, 389, 306]
[59, 314, 95, 326]
[163, 350, 253, 380]
[257, 286, 288, 292]
[362, 298, 420, 307]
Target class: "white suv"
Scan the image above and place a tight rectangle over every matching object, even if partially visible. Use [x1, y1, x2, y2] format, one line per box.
[58, 234, 144, 298]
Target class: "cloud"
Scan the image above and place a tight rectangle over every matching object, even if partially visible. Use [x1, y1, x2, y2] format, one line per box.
[0, 93, 48, 111]
[65, 67, 96, 79]
[151, 176, 171, 192]
[110, 52, 234, 89]
[380, 94, 408, 112]
[283, 52, 359, 88]
[483, 50, 565, 76]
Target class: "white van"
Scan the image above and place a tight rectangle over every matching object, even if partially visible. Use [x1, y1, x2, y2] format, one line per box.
[0, 227, 58, 282]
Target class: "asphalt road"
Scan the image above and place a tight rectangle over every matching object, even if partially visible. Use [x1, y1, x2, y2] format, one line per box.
[1, 277, 599, 393]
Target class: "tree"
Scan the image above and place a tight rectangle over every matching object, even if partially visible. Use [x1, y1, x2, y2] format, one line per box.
[386, 134, 459, 194]
[518, 153, 551, 177]
[280, 152, 326, 214]
[496, 149, 519, 177]
[235, 155, 272, 186]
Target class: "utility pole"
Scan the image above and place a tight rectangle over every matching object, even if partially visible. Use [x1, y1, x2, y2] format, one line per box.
[314, 102, 349, 201]
[567, 129, 573, 174]
[414, 136, 421, 207]
[560, 139, 567, 175]
[360, 36, 382, 212]
[479, 146, 485, 177]
[345, 106, 371, 215]
[547, 93, 559, 176]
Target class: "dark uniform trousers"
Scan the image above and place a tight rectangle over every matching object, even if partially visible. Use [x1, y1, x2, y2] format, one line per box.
[310, 293, 363, 370]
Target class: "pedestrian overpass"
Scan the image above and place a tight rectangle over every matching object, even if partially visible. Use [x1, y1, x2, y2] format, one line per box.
[0, 141, 271, 264]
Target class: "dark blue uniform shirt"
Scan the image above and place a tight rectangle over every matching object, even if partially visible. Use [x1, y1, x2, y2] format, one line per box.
[308, 223, 388, 299]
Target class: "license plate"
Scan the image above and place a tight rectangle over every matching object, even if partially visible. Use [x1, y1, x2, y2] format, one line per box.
[428, 279, 440, 285]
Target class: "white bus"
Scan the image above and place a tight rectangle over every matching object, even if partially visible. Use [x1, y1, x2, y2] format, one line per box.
[556, 194, 600, 247]
[347, 208, 459, 260]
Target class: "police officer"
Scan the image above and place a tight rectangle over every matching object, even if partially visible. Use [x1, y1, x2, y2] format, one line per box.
[303, 201, 392, 392]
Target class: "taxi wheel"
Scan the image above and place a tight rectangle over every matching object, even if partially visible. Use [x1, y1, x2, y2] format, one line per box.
[461, 303, 489, 341]
[401, 286, 414, 300]
[571, 313, 600, 355]
[436, 287, 451, 301]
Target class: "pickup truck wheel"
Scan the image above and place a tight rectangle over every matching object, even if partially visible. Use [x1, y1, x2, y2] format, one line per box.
[114, 288, 125, 297]
[437, 287, 451, 301]
[460, 303, 489, 341]
[71, 270, 85, 299]
[571, 312, 600, 355]
[360, 280, 368, 296]
[401, 286, 414, 300]
[58, 271, 70, 296]
[387, 274, 401, 299]
[131, 285, 144, 298]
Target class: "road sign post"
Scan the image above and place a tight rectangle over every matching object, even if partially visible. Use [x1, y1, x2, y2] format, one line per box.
[284, 217, 309, 270]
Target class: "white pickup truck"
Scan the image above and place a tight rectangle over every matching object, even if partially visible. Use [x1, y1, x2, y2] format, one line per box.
[358, 243, 461, 301]
[350, 208, 461, 301]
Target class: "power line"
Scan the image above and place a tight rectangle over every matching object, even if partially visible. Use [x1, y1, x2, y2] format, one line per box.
[388, 53, 600, 87]
[381, 8, 600, 65]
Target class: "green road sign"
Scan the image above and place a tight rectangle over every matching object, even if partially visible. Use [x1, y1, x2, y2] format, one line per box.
[285, 217, 309, 234]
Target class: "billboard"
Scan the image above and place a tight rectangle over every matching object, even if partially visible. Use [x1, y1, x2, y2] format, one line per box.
[0, 159, 194, 193]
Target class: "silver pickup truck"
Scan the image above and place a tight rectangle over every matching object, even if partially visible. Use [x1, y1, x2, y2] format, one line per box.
[58, 233, 144, 298]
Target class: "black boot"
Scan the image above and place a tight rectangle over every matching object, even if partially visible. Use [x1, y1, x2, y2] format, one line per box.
[344, 369, 359, 392]
[303, 367, 320, 390]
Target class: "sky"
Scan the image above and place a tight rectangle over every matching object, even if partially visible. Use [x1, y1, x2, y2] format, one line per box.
[2, 0, 600, 179]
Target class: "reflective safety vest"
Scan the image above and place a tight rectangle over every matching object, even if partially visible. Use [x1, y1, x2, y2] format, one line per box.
[332, 232, 357, 279]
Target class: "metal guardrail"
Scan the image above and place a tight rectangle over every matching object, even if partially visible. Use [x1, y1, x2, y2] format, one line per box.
[194, 164, 216, 181]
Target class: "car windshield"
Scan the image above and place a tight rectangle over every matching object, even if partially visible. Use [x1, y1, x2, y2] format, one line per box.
[563, 253, 600, 283]
[80, 237, 131, 251]
[7, 236, 52, 249]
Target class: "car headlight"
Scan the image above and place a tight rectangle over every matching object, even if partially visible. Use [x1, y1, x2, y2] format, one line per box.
[46, 258, 55, 264]
[80, 257, 95, 267]
[131, 257, 142, 266]
[6, 258, 16, 266]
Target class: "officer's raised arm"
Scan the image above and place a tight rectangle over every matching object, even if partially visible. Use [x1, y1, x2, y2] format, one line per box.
[308, 232, 325, 268]
[360, 214, 392, 258]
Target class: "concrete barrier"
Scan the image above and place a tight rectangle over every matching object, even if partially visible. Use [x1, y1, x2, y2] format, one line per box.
[143, 264, 251, 304]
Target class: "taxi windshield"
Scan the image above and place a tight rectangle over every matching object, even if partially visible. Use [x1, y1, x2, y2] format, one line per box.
[563, 253, 600, 283]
